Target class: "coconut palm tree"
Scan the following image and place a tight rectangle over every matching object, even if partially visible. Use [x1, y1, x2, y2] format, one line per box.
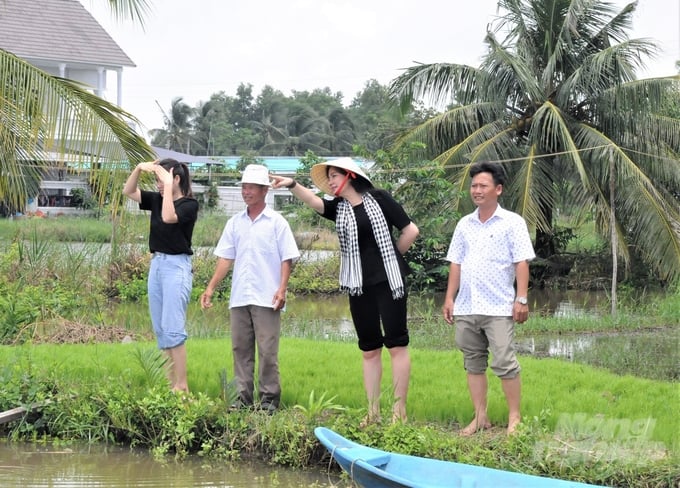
[0, 0, 155, 213]
[149, 96, 196, 153]
[389, 0, 680, 282]
[325, 108, 355, 155]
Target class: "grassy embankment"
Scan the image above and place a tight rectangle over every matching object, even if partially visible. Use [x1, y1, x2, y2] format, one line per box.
[1, 337, 678, 487]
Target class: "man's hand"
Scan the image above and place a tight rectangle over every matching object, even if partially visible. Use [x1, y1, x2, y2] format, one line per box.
[272, 292, 286, 311]
[442, 300, 455, 325]
[200, 290, 214, 309]
[513, 302, 529, 323]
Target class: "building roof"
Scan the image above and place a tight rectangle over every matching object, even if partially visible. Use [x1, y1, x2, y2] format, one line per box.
[212, 156, 370, 174]
[150, 147, 371, 175]
[0, 0, 134, 69]
[152, 146, 220, 165]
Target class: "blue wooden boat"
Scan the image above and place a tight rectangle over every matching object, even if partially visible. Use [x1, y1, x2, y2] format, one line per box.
[315, 427, 607, 488]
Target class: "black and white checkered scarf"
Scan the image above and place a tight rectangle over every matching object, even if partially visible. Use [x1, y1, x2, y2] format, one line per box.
[336, 192, 404, 299]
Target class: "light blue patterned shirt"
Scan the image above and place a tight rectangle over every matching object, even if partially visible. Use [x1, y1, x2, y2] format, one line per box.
[446, 205, 535, 316]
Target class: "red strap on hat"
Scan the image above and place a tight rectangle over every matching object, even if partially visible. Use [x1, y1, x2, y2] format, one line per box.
[334, 171, 356, 196]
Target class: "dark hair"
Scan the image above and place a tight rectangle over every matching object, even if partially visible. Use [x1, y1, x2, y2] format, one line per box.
[326, 166, 374, 193]
[158, 158, 194, 198]
[469, 161, 505, 187]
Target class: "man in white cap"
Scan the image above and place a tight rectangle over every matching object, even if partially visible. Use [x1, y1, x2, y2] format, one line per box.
[201, 164, 300, 413]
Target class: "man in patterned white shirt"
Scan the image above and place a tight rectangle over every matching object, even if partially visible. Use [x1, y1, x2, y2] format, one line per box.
[442, 161, 535, 436]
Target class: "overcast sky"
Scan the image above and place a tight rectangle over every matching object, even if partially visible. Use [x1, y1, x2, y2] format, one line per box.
[80, 0, 679, 137]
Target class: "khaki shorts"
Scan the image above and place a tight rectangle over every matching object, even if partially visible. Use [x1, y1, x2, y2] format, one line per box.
[454, 315, 520, 379]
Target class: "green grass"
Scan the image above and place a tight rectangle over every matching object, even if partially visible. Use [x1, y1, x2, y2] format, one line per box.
[0, 211, 339, 250]
[3, 337, 677, 452]
[0, 212, 231, 248]
[565, 219, 605, 253]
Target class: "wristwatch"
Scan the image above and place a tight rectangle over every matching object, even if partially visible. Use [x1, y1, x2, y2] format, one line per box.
[515, 297, 528, 305]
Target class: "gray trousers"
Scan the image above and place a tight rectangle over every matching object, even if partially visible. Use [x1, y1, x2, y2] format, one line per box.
[230, 305, 281, 406]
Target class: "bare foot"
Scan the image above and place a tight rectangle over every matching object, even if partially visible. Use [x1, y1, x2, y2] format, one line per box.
[460, 418, 492, 437]
[507, 415, 521, 435]
[392, 412, 407, 424]
[359, 414, 381, 429]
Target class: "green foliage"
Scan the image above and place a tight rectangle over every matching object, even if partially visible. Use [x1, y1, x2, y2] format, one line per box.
[0, 352, 57, 439]
[193, 211, 229, 247]
[0, 283, 40, 343]
[48, 383, 222, 458]
[0, 350, 54, 413]
[129, 347, 169, 388]
[218, 368, 240, 406]
[251, 412, 319, 467]
[191, 249, 232, 300]
[69, 188, 95, 210]
[293, 390, 346, 422]
[236, 152, 264, 170]
[1, 45, 155, 216]
[295, 150, 325, 188]
[0, 281, 80, 344]
[287, 255, 340, 295]
[205, 182, 219, 209]
[169, 78, 413, 158]
[0, 216, 114, 243]
[114, 277, 147, 302]
[108, 247, 150, 301]
[0, 232, 112, 343]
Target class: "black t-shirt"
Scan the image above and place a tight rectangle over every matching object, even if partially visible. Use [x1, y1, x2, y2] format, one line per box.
[321, 189, 412, 286]
[140, 190, 198, 255]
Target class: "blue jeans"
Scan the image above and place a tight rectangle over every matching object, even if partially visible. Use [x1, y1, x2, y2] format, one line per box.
[148, 252, 192, 349]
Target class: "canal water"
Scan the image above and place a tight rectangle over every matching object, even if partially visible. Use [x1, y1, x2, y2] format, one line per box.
[0, 441, 343, 487]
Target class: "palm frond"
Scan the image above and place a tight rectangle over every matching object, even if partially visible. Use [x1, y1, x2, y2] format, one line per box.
[388, 63, 484, 112]
[129, 347, 169, 389]
[508, 146, 553, 232]
[574, 124, 680, 280]
[104, 0, 153, 28]
[481, 32, 543, 103]
[0, 49, 155, 212]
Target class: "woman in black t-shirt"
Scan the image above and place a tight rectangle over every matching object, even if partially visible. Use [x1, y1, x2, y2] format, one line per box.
[271, 158, 419, 425]
[123, 158, 198, 394]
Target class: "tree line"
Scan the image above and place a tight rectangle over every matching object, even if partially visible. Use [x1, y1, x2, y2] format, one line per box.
[148, 81, 438, 157]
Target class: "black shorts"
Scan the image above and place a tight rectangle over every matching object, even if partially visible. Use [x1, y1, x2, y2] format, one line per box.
[348, 281, 409, 351]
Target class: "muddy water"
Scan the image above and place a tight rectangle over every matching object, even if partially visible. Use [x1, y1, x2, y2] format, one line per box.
[0, 441, 342, 487]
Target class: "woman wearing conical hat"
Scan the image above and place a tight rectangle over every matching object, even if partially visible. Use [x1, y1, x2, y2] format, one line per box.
[271, 158, 419, 425]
